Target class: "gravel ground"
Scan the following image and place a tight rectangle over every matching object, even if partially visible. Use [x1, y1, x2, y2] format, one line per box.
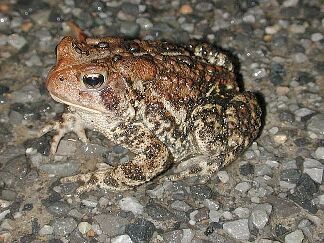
[0, 0, 323, 242]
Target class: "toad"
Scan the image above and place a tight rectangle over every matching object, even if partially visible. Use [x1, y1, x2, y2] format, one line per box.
[42, 24, 262, 192]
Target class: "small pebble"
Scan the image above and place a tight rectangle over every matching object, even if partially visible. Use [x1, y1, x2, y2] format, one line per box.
[273, 134, 288, 144]
[52, 217, 77, 236]
[111, 234, 134, 243]
[179, 4, 193, 14]
[39, 225, 53, 235]
[303, 158, 323, 183]
[314, 147, 324, 160]
[293, 53, 308, 63]
[171, 200, 191, 212]
[307, 114, 324, 135]
[217, 171, 229, 183]
[283, 0, 299, 7]
[250, 209, 269, 229]
[265, 25, 280, 34]
[223, 219, 250, 240]
[235, 182, 251, 193]
[284, 229, 304, 243]
[119, 196, 144, 215]
[78, 222, 92, 234]
[203, 199, 219, 211]
[81, 198, 98, 208]
[311, 33, 323, 42]
[222, 211, 233, 220]
[233, 207, 250, 218]
[8, 34, 27, 49]
[318, 194, 324, 205]
[294, 108, 314, 118]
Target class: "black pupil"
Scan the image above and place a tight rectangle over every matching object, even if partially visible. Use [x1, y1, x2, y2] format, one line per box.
[83, 74, 104, 88]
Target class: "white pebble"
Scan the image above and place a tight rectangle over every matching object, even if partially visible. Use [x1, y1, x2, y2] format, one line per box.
[8, 34, 27, 49]
[118, 196, 144, 215]
[111, 234, 134, 243]
[39, 225, 53, 235]
[243, 15, 255, 23]
[315, 147, 324, 160]
[283, 0, 299, 7]
[303, 158, 324, 183]
[222, 211, 233, 220]
[318, 194, 324, 205]
[81, 199, 98, 208]
[265, 25, 280, 34]
[209, 210, 221, 222]
[235, 182, 251, 193]
[273, 134, 287, 144]
[223, 219, 250, 240]
[203, 199, 219, 211]
[311, 33, 323, 42]
[269, 127, 279, 135]
[294, 108, 314, 117]
[78, 222, 92, 234]
[250, 209, 269, 229]
[285, 229, 304, 243]
[233, 207, 250, 218]
[293, 53, 308, 63]
[217, 171, 229, 183]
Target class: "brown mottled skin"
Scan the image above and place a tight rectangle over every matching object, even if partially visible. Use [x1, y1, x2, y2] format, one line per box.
[43, 32, 261, 192]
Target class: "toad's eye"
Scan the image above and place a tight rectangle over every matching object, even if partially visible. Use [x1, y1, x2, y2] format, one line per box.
[82, 73, 105, 89]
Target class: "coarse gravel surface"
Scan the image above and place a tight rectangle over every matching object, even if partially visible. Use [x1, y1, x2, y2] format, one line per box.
[0, 0, 323, 242]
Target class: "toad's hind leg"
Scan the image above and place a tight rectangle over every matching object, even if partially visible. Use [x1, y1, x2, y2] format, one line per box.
[61, 122, 171, 192]
[164, 91, 261, 182]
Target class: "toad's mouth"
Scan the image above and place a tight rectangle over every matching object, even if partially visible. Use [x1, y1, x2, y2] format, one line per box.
[49, 93, 103, 114]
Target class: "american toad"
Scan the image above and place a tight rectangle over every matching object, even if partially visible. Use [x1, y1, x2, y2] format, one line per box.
[43, 25, 261, 192]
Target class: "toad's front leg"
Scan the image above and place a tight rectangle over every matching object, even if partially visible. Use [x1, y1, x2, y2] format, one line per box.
[39, 111, 89, 155]
[61, 122, 172, 192]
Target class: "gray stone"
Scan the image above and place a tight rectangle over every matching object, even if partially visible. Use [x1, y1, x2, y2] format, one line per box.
[78, 222, 92, 234]
[8, 34, 27, 49]
[170, 200, 191, 212]
[39, 225, 53, 235]
[203, 199, 219, 211]
[10, 84, 41, 103]
[39, 161, 80, 177]
[250, 209, 269, 229]
[47, 201, 70, 216]
[217, 171, 229, 183]
[120, 22, 140, 38]
[162, 230, 183, 243]
[119, 196, 144, 215]
[125, 218, 155, 243]
[311, 33, 323, 42]
[223, 219, 250, 240]
[235, 182, 251, 193]
[111, 234, 133, 243]
[284, 229, 304, 243]
[136, 17, 153, 30]
[190, 185, 212, 199]
[303, 158, 323, 183]
[307, 114, 324, 135]
[81, 198, 98, 208]
[94, 214, 128, 236]
[145, 203, 174, 221]
[233, 207, 250, 218]
[52, 217, 77, 236]
[315, 147, 324, 160]
[294, 108, 314, 117]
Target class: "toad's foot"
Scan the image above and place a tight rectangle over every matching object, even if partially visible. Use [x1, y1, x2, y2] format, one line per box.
[39, 112, 88, 155]
[161, 155, 223, 183]
[60, 169, 132, 193]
